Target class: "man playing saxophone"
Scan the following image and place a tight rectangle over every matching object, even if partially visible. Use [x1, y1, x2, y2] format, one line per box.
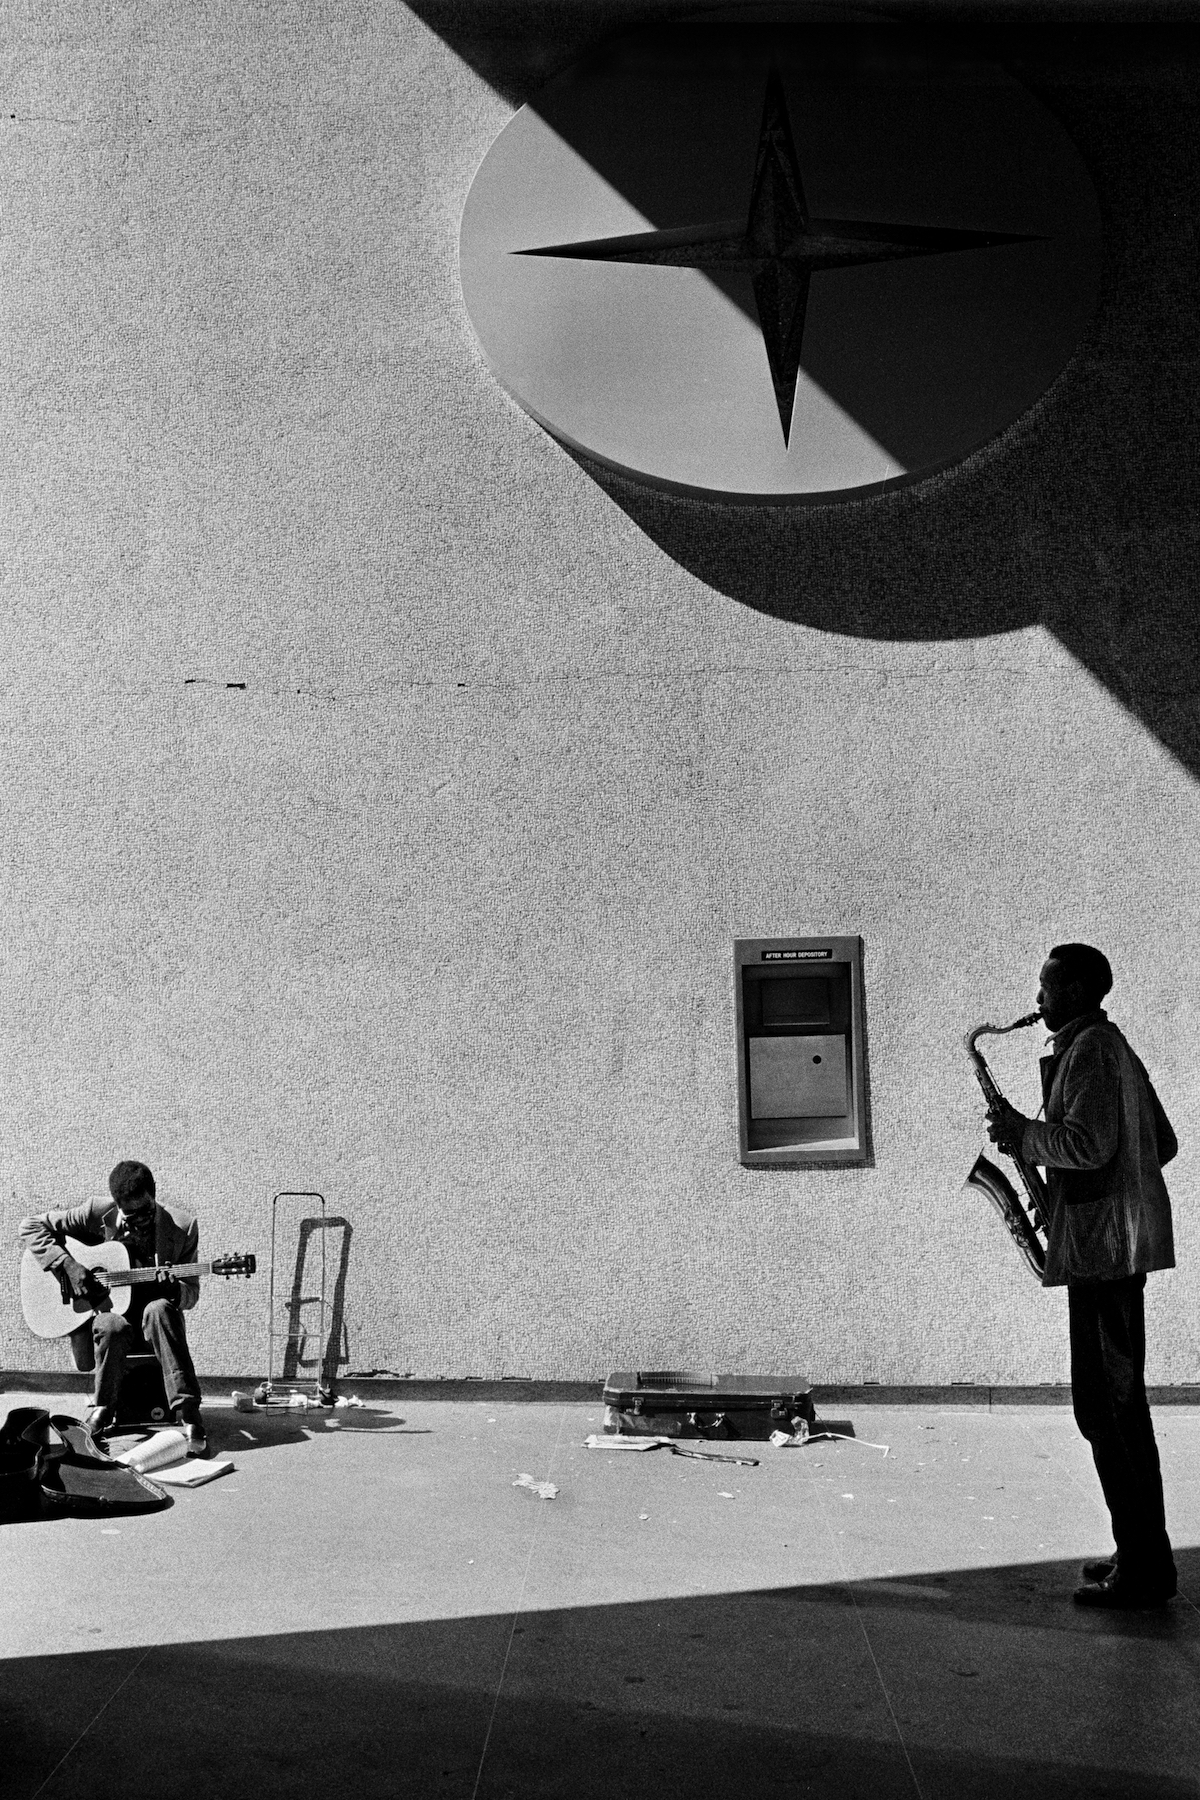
[988, 942, 1178, 1610]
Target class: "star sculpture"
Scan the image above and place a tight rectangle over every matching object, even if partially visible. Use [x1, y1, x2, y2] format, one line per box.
[519, 69, 1037, 445]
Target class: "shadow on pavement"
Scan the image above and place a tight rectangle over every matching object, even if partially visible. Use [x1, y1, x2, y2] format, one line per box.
[204, 1410, 416, 1455]
[6, 1548, 1196, 1799]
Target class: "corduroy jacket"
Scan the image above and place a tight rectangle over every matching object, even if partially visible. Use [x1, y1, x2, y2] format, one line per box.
[1021, 1010, 1176, 1286]
[18, 1197, 200, 1310]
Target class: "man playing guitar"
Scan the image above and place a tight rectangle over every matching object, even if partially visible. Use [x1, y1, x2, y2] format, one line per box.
[19, 1160, 207, 1453]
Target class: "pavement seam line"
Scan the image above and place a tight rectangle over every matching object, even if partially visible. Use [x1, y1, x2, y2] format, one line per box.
[1009, 1409, 1111, 1534]
[804, 1431, 928, 1800]
[26, 1412, 273, 1799]
[469, 1402, 570, 1800]
[29, 1646, 154, 1800]
[1012, 1410, 1199, 1620]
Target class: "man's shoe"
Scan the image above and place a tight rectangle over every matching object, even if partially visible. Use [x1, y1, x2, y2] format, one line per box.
[1073, 1570, 1176, 1610]
[172, 1404, 207, 1456]
[85, 1405, 115, 1439]
[1081, 1557, 1117, 1584]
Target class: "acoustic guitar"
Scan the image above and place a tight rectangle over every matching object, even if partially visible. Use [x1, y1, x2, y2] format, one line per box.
[21, 1236, 256, 1338]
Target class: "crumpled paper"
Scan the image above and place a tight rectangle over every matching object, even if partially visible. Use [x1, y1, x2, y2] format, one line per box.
[513, 1473, 559, 1499]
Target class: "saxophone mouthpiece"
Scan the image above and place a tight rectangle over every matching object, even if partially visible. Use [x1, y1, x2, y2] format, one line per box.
[969, 1010, 1040, 1039]
[964, 1010, 1042, 1054]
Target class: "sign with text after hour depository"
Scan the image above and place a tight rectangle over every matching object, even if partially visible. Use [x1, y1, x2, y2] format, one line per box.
[459, 20, 1101, 503]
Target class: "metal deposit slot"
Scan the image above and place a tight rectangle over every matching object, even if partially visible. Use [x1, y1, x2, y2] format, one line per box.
[749, 1034, 848, 1119]
[761, 977, 831, 1027]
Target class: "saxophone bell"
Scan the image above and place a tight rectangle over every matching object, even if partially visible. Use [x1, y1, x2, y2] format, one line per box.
[966, 1154, 1047, 1279]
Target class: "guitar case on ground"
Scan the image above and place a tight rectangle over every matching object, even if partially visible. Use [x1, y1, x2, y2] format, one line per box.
[601, 1370, 818, 1440]
[0, 1408, 171, 1520]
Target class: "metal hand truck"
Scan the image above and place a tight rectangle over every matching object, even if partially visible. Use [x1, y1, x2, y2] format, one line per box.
[251, 1191, 334, 1410]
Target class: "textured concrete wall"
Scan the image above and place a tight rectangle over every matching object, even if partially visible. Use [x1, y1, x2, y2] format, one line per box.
[2, 3, 1199, 1385]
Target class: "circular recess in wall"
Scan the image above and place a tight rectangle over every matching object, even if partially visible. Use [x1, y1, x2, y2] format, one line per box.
[459, 19, 1101, 503]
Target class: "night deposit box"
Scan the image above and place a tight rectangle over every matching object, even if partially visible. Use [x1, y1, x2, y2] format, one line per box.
[734, 936, 867, 1166]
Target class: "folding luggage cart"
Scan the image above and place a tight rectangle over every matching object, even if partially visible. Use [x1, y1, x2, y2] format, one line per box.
[253, 1191, 334, 1409]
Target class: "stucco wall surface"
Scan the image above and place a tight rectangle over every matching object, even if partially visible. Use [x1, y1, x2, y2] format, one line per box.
[2, 3, 1198, 1384]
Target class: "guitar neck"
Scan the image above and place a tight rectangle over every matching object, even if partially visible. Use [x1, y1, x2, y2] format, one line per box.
[104, 1262, 213, 1287]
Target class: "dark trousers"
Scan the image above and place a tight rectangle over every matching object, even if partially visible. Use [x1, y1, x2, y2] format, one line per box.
[92, 1297, 201, 1414]
[1068, 1274, 1174, 1581]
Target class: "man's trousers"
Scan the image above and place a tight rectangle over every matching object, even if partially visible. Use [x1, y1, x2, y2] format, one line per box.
[1068, 1273, 1175, 1582]
[91, 1297, 201, 1415]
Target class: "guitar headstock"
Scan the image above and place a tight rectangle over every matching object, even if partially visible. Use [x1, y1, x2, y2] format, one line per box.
[214, 1252, 257, 1279]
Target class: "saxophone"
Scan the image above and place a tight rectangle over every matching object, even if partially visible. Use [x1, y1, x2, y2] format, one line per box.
[963, 1012, 1049, 1279]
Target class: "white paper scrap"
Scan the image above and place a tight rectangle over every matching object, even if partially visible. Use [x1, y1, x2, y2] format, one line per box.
[813, 1431, 890, 1455]
[584, 1434, 670, 1451]
[152, 1458, 235, 1487]
[513, 1473, 558, 1499]
[115, 1429, 189, 1474]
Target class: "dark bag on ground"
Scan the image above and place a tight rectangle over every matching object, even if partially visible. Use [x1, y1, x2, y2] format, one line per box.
[602, 1370, 817, 1440]
[0, 1407, 170, 1519]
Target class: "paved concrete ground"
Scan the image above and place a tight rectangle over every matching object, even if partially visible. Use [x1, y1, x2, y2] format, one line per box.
[2, 1393, 1198, 1799]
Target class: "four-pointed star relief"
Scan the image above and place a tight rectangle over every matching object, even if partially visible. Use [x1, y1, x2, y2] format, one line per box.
[519, 70, 1036, 445]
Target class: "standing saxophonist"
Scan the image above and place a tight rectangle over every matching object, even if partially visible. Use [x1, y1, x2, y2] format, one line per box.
[988, 943, 1178, 1610]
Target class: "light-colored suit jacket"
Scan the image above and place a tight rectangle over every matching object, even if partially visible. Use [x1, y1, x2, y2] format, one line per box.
[1022, 1011, 1176, 1286]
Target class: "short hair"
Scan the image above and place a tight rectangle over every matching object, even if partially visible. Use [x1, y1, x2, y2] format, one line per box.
[108, 1160, 156, 1205]
[1047, 942, 1113, 1006]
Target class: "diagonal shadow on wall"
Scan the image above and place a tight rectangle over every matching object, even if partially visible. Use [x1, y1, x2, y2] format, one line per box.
[418, 2, 1200, 780]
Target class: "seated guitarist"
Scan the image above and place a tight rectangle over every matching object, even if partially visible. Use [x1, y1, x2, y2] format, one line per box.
[19, 1161, 206, 1453]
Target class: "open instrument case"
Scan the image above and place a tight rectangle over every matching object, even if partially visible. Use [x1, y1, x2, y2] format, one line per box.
[602, 1370, 817, 1440]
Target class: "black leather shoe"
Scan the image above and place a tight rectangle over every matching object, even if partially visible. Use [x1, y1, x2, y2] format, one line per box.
[172, 1404, 207, 1456]
[1074, 1571, 1176, 1610]
[1081, 1557, 1117, 1584]
[85, 1405, 115, 1439]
